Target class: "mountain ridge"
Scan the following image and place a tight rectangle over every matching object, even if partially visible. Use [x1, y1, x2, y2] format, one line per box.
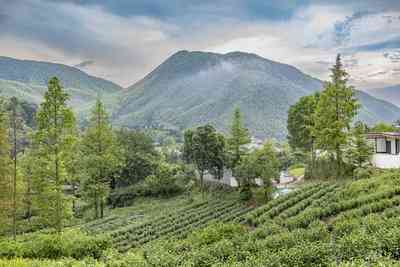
[365, 84, 400, 107]
[1, 51, 399, 139]
[116, 50, 400, 139]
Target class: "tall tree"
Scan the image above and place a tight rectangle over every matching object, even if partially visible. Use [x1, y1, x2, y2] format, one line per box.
[183, 125, 225, 198]
[287, 93, 319, 176]
[0, 99, 12, 235]
[9, 97, 20, 240]
[19, 148, 36, 222]
[227, 107, 250, 171]
[314, 55, 359, 178]
[81, 99, 121, 219]
[33, 77, 76, 233]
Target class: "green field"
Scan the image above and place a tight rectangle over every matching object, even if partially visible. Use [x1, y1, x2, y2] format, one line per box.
[3, 171, 400, 266]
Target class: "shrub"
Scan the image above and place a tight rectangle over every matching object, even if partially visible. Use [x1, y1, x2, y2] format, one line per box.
[239, 185, 252, 201]
[0, 230, 110, 260]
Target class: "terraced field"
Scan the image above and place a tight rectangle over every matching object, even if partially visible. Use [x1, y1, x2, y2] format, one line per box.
[126, 171, 400, 266]
[6, 172, 400, 266]
[81, 196, 253, 252]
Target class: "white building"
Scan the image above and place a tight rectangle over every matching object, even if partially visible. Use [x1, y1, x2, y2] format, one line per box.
[367, 132, 400, 168]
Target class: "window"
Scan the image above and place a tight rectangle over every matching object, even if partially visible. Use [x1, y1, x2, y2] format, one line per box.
[376, 138, 387, 153]
[386, 140, 392, 154]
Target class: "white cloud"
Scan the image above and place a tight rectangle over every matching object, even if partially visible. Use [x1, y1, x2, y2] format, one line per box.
[1, 1, 399, 90]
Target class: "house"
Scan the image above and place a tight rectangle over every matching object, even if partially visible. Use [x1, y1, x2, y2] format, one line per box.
[366, 132, 400, 168]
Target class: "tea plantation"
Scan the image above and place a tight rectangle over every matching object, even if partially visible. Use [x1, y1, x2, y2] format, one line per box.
[3, 171, 400, 266]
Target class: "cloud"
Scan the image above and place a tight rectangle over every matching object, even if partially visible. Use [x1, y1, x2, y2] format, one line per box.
[0, 0, 400, 90]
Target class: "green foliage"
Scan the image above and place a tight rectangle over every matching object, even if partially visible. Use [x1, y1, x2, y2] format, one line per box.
[0, 230, 110, 260]
[227, 107, 250, 170]
[0, 99, 12, 234]
[116, 129, 160, 185]
[314, 55, 360, 178]
[234, 142, 279, 188]
[144, 163, 182, 196]
[343, 122, 373, 176]
[369, 121, 397, 132]
[183, 125, 226, 196]
[80, 99, 121, 219]
[287, 93, 318, 152]
[32, 77, 77, 233]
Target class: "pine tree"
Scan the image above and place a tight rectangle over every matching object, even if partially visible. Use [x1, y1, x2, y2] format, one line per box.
[343, 122, 373, 176]
[228, 107, 250, 171]
[0, 99, 12, 235]
[81, 99, 120, 219]
[9, 97, 20, 240]
[314, 55, 359, 178]
[33, 77, 76, 233]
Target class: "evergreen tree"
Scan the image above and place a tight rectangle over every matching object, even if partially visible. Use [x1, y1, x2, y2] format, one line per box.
[19, 148, 36, 221]
[0, 99, 12, 234]
[33, 77, 76, 233]
[227, 107, 250, 171]
[343, 122, 373, 177]
[314, 55, 359, 178]
[81, 99, 121, 219]
[9, 97, 21, 240]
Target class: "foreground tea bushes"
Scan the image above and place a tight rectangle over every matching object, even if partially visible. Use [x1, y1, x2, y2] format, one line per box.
[83, 197, 253, 252]
[3, 171, 400, 266]
[0, 258, 103, 267]
[0, 230, 110, 260]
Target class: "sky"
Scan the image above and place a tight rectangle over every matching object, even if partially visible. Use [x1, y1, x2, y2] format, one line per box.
[1, 0, 400, 89]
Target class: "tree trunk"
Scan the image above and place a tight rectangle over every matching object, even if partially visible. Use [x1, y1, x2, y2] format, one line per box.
[54, 103, 62, 234]
[336, 145, 342, 179]
[11, 104, 17, 241]
[310, 139, 315, 179]
[26, 176, 32, 221]
[94, 190, 98, 219]
[100, 199, 104, 218]
[200, 170, 204, 200]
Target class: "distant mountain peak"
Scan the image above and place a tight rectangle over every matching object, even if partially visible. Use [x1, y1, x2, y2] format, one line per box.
[74, 60, 95, 69]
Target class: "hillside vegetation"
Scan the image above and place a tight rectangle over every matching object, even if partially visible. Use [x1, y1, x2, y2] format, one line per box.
[115, 50, 400, 139]
[1, 54, 400, 139]
[0, 57, 122, 118]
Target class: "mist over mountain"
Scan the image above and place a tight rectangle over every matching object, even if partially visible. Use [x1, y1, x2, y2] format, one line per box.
[114, 50, 400, 139]
[0, 52, 399, 139]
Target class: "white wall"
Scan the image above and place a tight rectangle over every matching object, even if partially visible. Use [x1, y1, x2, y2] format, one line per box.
[372, 153, 400, 168]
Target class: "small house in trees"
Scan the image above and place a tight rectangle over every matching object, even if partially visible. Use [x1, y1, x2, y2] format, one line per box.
[367, 132, 400, 168]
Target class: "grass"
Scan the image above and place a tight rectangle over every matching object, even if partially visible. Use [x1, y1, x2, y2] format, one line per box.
[288, 167, 305, 177]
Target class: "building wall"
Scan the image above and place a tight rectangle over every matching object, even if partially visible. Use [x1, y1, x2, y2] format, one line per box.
[372, 153, 400, 168]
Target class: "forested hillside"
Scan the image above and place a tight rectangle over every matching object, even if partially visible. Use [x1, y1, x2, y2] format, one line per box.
[114, 51, 400, 139]
[0, 57, 122, 117]
[1, 53, 399, 139]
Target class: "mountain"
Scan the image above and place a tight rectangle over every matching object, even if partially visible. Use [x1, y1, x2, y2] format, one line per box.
[0, 57, 122, 114]
[365, 85, 400, 107]
[114, 50, 400, 139]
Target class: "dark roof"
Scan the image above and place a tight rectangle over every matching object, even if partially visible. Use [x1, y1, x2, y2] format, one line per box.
[366, 132, 400, 139]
